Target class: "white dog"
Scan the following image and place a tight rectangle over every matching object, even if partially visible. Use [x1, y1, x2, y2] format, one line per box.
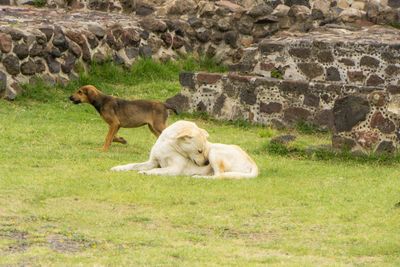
[193, 143, 258, 179]
[111, 120, 211, 176]
[111, 120, 258, 179]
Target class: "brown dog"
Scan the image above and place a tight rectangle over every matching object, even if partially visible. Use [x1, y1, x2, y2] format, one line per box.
[69, 85, 177, 151]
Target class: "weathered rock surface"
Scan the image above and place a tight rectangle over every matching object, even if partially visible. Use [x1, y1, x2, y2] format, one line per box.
[170, 70, 400, 153]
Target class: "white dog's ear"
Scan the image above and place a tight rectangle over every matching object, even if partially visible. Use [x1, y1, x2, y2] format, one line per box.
[201, 129, 209, 138]
[176, 128, 193, 139]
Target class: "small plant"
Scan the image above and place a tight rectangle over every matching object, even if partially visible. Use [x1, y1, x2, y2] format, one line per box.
[33, 0, 47, 7]
[265, 141, 291, 156]
[295, 121, 324, 135]
[181, 54, 228, 73]
[271, 68, 283, 79]
[389, 22, 400, 30]
[258, 127, 276, 138]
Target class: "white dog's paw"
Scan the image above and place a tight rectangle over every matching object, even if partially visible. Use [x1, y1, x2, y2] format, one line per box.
[110, 165, 129, 172]
[138, 170, 149, 175]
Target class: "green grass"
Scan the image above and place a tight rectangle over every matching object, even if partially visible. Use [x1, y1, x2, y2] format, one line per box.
[1, 59, 400, 266]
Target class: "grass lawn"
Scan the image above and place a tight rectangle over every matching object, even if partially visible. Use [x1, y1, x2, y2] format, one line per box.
[1, 59, 400, 266]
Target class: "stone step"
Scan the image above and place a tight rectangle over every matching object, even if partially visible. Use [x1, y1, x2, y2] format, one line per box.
[167, 72, 400, 153]
[230, 25, 400, 87]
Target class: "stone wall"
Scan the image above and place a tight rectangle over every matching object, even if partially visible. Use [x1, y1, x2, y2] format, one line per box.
[1, 0, 400, 100]
[167, 20, 400, 153]
[232, 26, 400, 87]
[5, 0, 400, 26]
[0, 6, 250, 99]
[168, 72, 400, 153]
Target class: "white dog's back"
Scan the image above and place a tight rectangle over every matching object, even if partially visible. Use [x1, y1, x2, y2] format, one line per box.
[203, 143, 258, 179]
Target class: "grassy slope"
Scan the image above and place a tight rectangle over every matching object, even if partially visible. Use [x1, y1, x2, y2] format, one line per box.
[0, 59, 400, 266]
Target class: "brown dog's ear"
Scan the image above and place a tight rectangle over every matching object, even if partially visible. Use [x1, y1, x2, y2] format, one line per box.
[82, 85, 98, 99]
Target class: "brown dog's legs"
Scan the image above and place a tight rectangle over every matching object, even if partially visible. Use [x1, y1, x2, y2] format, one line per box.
[103, 124, 120, 151]
[149, 118, 167, 137]
[147, 124, 159, 137]
[113, 136, 127, 144]
[153, 122, 166, 136]
[147, 123, 165, 137]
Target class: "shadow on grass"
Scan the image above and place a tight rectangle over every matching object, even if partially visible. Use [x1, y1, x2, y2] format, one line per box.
[262, 141, 400, 165]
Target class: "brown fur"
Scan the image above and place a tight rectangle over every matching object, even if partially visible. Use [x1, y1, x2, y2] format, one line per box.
[69, 85, 177, 151]
[218, 161, 225, 173]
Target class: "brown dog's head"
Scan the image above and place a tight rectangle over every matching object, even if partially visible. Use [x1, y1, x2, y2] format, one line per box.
[69, 85, 100, 104]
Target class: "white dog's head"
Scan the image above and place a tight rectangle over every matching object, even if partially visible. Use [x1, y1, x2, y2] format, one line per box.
[175, 125, 210, 166]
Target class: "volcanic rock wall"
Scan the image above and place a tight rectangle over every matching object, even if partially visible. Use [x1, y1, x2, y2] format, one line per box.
[168, 24, 400, 153]
[168, 72, 400, 153]
[1, 0, 399, 100]
[0, 6, 249, 99]
[233, 26, 400, 87]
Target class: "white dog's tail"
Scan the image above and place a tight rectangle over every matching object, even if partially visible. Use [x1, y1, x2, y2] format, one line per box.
[217, 163, 258, 179]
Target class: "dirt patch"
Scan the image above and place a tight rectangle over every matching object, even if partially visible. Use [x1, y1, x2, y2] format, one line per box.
[213, 227, 279, 242]
[47, 234, 83, 253]
[47, 233, 97, 253]
[0, 224, 96, 254]
[0, 228, 29, 253]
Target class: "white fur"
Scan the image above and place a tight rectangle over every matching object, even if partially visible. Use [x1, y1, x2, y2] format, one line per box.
[111, 120, 258, 179]
[193, 143, 258, 179]
[110, 120, 210, 176]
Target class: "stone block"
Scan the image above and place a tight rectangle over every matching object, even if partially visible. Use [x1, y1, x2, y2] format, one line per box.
[166, 93, 190, 112]
[347, 71, 365, 83]
[326, 66, 341, 81]
[366, 74, 384, 86]
[259, 41, 285, 54]
[370, 112, 395, 134]
[197, 73, 222, 84]
[179, 72, 195, 90]
[0, 33, 12, 53]
[283, 107, 311, 123]
[260, 102, 282, 114]
[303, 94, 320, 107]
[333, 95, 370, 132]
[355, 130, 379, 149]
[360, 55, 380, 68]
[213, 94, 227, 115]
[3, 55, 20, 75]
[317, 50, 334, 63]
[298, 62, 324, 79]
[289, 47, 311, 58]
[332, 135, 357, 150]
[0, 71, 6, 94]
[20, 60, 36, 76]
[375, 141, 395, 154]
[13, 43, 29, 60]
[240, 88, 257, 105]
[280, 80, 309, 94]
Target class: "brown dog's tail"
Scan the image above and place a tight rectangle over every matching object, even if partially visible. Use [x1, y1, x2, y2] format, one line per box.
[164, 102, 179, 115]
